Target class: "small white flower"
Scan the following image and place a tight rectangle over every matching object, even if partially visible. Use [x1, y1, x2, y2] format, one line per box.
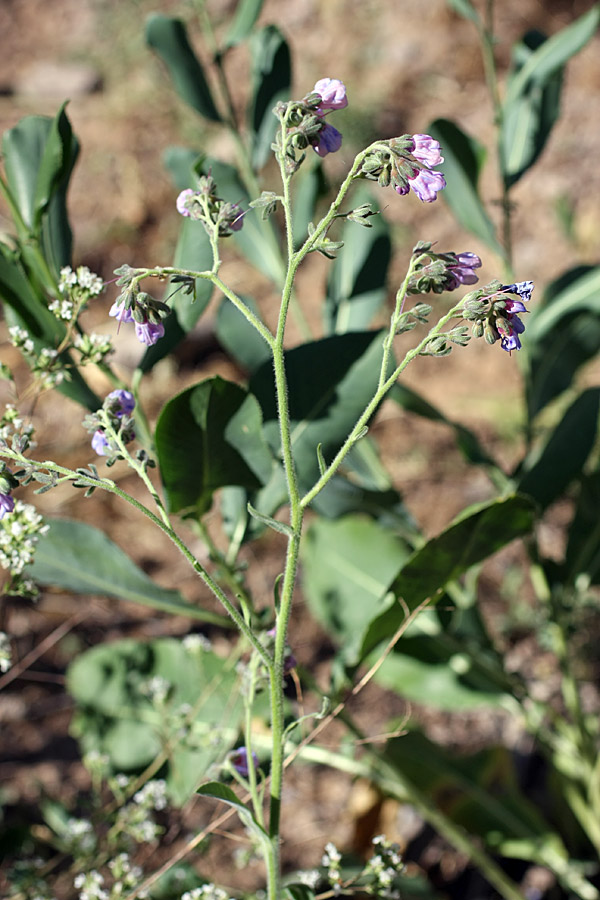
[0, 632, 12, 673]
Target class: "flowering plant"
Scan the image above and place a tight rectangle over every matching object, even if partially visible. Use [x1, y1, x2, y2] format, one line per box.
[1, 3, 600, 900]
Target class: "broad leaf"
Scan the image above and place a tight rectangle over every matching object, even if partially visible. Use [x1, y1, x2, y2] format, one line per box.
[324, 187, 391, 334]
[224, 0, 265, 47]
[565, 468, 600, 585]
[388, 495, 536, 613]
[249, 25, 291, 169]
[68, 638, 243, 804]
[517, 388, 600, 509]
[301, 514, 410, 665]
[146, 15, 221, 121]
[28, 518, 228, 624]
[524, 266, 600, 419]
[427, 119, 503, 257]
[156, 376, 274, 516]
[249, 330, 391, 494]
[215, 295, 271, 373]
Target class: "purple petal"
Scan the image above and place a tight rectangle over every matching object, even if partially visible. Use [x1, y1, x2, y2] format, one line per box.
[313, 77, 348, 110]
[91, 430, 110, 456]
[107, 389, 136, 416]
[411, 134, 444, 167]
[0, 493, 15, 519]
[409, 169, 446, 202]
[176, 188, 195, 217]
[313, 122, 343, 157]
[134, 320, 165, 346]
[109, 301, 134, 323]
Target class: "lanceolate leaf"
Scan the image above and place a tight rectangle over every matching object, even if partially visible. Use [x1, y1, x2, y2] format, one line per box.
[224, 0, 265, 47]
[324, 187, 391, 335]
[389, 495, 536, 613]
[250, 330, 392, 494]
[156, 376, 274, 516]
[28, 519, 228, 624]
[427, 119, 503, 257]
[249, 25, 291, 169]
[500, 31, 564, 186]
[146, 15, 221, 122]
[197, 782, 269, 840]
[517, 388, 600, 509]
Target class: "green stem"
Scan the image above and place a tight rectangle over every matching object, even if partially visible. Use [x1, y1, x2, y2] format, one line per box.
[301, 302, 463, 508]
[0, 448, 271, 668]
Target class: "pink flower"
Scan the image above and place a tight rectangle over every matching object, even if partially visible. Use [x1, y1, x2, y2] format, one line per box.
[400, 168, 446, 203]
[446, 252, 482, 290]
[176, 188, 195, 217]
[134, 319, 165, 346]
[313, 122, 343, 157]
[411, 134, 444, 167]
[313, 77, 348, 110]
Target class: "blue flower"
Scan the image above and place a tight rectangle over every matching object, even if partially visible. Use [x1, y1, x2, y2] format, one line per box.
[230, 747, 259, 777]
[91, 430, 110, 456]
[0, 493, 14, 519]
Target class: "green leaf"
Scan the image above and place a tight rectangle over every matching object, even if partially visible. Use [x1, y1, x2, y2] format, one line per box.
[197, 782, 269, 839]
[389, 496, 536, 613]
[517, 388, 600, 509]
[565, 468, 600, 585]
[371, 635, 507, 710]
[386, 731, 570, 866]
[324, 188, 391, 334]
[28, 518, 228, 625]
[524, 266, 600, 419]
[146, 15, 221, 122]
[427, 119, 503, 257]
[250, 330, 391, 494]
[301, 514, 410, 665]
[156, 376, 274, 516]
[215, 295, 271, 373]
[500, 31, 564, 187]
[68, 639, 244, 803]
[285, 886, 316, 900]
[249, 25, 291, 169]
[224, 0, 265, 47]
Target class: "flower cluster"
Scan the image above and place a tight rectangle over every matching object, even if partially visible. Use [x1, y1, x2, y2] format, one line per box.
[176, 174, 245, 237]
[407, 243, 482, 294]
[272, 77, 348, 174]
[0, 498, 48, 575]
[84, 390, 136, 460]
[360, 133, 446, 202]
[8, 327, 65, 389]
[113, 778, 167, 844]
[181, 886, 234, 900]
[463, 280, 534, 353]
[53, 265, 104, 320]
[308, 77, 347, 157]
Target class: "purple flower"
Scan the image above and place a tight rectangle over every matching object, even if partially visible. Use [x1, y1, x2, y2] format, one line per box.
[134, 319, 165, 346]
[0, 493, 15, 519]
[446, 252, 482, 290]
[313, 122, 343, 157]
[107, 390, 135, 416]
[411, 133, 444, 167]
[313, 77, 348, 111]
[497, 313, 526, 352]
[109, 300, 134, 323]
[91, 430, 110, 456]
[230, 747, 259, 778]
[176, 188, 195, 217]
[500, 281, 534, 303]
[398, 168, 446, 203]
[229, 205, 245, 232]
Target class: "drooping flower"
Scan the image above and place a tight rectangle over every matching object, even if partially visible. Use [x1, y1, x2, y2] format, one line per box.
[134, 319, 165, 346]
[176, 188, 196, 218]
[445, 252, 482, 290]
[494, 282, 534, 353]
[313, 77, 348, 111]
[396, 167, 446, 203]
[109, 300, 134, 324]
[497, 312, 526, 352]
[0, 493, 15, 520]
[230, 747, 259, 778]
[313, 122, 343, 157]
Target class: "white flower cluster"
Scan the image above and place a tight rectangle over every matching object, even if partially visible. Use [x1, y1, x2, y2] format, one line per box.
[0, 500, 49, 575]
[108, 852, 146, 898]
[64, 817, 96, 854]
[0, 631, 12, 673]
[181, 885, 234, 900]
[59, 265, 104, 297]
[183, 633, 212, 653]
[7, 328, 65, 389]
[74, 870, 108, 900]
[0, 404, 35, 447]
[8, 325, 34, 355]
[143, 674, 171, 705]
[114, 778, 168, 844]
[133, 778, 168, 811]
[321, 841, 342, 890]
[73, 332, 114, 365]
[362, 834, 403, 899]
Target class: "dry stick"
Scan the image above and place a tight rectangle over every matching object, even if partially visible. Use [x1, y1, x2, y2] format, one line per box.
[0, 609, 87, 692]
[126, 597, 431, 900]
